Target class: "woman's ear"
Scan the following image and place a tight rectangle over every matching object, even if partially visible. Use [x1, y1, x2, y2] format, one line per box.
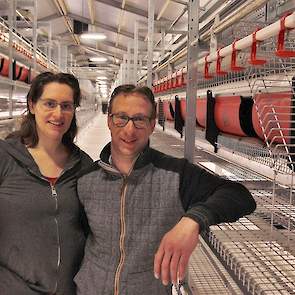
[28, 99, 35, 114]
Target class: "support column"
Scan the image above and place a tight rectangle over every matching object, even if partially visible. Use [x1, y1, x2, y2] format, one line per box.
[133, 21, 139, 84]
[184, 0, 199, 162]
[57, 42, 61, 70]
[33, 0, 37, 73]
[147, 0, 155, 88]
[8, 0, 16, 118]
[168, 60, 173, 82]
[63, 45, 68, 72]
[122, 54, 128, 84]
[161, 26, 165, 61]
[127, 42, 132, 83]
[38, 21, 53, 69]
[48, 22, 52, 69]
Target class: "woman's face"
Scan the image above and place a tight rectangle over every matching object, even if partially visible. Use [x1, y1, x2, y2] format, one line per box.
[29, 82, 75, 144]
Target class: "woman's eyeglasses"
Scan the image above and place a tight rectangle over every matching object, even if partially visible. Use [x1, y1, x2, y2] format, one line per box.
[39, 99, 75, 113]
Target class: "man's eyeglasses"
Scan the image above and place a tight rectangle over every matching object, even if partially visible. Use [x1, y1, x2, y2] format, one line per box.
[110, 113, 151, 129]
[39, 99, 75, 113]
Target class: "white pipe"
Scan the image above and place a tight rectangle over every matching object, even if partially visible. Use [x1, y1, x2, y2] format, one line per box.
[199, 12, 295, 65]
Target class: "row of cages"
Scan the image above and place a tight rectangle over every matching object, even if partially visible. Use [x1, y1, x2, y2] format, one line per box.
[159, 91, 295, 145]
[0, 19, 58, 72]
[0, 97, 26, 116]
[0, 55, 33, 83]
[158, 88, 295, 176]
[0, 18, 59, 86]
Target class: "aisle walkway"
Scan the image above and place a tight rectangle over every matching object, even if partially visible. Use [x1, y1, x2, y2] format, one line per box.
[76, 112, 110, 160]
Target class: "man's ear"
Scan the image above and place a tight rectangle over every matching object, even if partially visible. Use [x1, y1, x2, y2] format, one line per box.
[150, 118, 156, 132]
[107, 114, 112, 130]
[28, 99, 35, 114]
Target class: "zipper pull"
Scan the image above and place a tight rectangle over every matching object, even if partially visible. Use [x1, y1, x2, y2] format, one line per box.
[51, 184, 57, 197]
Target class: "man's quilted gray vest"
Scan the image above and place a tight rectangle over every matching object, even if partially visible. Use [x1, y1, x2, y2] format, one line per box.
[75, 162, 185, 295]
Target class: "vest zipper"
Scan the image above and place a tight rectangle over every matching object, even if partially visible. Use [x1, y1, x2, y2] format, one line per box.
[114, 177, 128, 295]
[50, 183, 61, 294]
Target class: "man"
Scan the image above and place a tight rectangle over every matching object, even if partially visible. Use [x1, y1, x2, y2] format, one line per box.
[75, 84, 256, 295]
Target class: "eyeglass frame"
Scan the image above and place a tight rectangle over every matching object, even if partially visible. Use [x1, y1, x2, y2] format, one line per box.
[109, 113, 153, 129]
[38, 98, 76, 113]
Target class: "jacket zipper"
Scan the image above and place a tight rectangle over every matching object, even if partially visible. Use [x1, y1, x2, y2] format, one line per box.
[27, 164, 77, 294]
[50, 183, 61, 294]
[114, 177, 128, 295]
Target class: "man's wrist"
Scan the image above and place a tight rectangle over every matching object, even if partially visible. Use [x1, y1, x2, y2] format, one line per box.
[179, 217, 200, 234]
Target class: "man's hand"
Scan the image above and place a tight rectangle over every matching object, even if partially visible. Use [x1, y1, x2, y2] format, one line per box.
[153, 217, 200, 286]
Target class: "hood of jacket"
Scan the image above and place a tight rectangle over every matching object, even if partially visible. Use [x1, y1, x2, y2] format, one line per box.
[0, 137, 91, 178]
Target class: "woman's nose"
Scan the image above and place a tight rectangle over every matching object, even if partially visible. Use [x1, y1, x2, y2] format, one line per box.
[52, 105, 63, 116]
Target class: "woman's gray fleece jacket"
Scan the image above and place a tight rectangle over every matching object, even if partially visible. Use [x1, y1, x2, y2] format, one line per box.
[0, 137, 92, 295]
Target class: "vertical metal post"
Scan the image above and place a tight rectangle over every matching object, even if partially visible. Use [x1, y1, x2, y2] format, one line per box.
[134, 21, 138, 84]
[139, 55, 143, 79]
[161, 26, 165, 61]
[63, 45, 68, 72]
[168, 60, 173, 83]
[8, 0, 16, 117]
[119, 64, 123, 85]
[184, 0, 199, 162]
[122, 54, 127, 84]
[58, 42, 62, 70]
[57, 43, 68, 72]
[48, 22, 52, 69]
[127, 42, 131, 83]
[147, 0, 154, 88]
[33, 0, 37, 73]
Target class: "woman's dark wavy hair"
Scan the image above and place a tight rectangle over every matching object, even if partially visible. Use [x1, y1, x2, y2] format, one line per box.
[8, 72, 81, 150]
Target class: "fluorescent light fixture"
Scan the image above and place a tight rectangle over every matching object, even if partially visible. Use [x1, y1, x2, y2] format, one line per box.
[80, 32, 106, 40]
[96, 76, 108, 80]
[90, 57, 107, 62]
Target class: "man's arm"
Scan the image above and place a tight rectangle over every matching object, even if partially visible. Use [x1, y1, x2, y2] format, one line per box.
[154, 158, 256, 286]
[180, 160, 256, 230]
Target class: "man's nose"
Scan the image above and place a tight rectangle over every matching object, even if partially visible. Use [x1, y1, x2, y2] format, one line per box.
[124, 119, 136, 131]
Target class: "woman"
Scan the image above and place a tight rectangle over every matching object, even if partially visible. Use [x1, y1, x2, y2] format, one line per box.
[0, 72, 92, 295]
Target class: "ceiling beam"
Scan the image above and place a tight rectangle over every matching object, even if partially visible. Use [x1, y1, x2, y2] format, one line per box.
[100, 40, 127, 52]
[170, 0, 187, 5]
[81, 45, 123, 60]
[199, 0, 227, 23]
[94, 0, 162, 19]
[68, 13, 145, 41]
[38, 13, 61, 22]
[87, 0, 95, 24]
[52, 0, 80, 45]
[157, 0, 171, 20]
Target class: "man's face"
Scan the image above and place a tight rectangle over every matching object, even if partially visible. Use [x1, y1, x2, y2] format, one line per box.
[108, 93, 155, 161]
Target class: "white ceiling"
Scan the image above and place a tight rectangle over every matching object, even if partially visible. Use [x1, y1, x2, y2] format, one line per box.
[1, 0, 286, 88]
